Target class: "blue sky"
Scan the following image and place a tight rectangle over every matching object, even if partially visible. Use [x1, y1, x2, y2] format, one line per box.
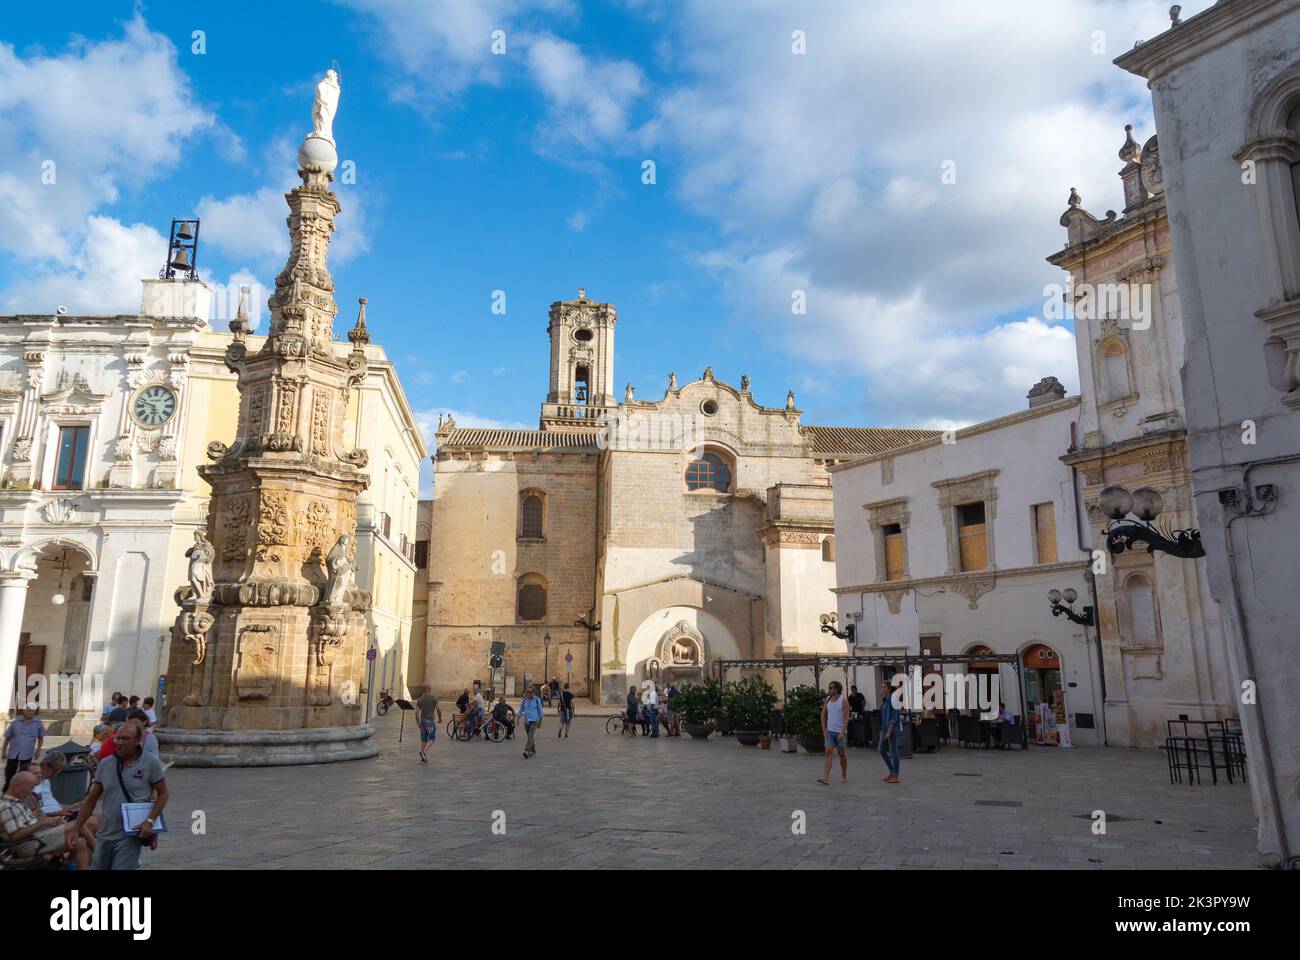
[0, 1, 1213, 493]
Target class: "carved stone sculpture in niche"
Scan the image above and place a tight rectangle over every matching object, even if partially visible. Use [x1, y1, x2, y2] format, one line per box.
[256, 490, 291, 562]
[323, 534, 356, 606]
[311, 390, 331, 456]
[186, 531, 216, 604]
[221, 496, 251, 562]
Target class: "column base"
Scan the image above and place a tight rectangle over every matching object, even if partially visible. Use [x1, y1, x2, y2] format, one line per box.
[156, 724, 377, 767]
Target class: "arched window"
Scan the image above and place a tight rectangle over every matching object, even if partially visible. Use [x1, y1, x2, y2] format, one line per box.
[1099, 338, 1132, 403]
[517, 575, 547, 622]
[821, 536, 835, 562]
[519, 492, 544, 540]
[685, 450, 733, 492]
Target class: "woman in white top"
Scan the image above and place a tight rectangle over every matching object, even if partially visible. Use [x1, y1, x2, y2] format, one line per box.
[818, 681, 851, 785]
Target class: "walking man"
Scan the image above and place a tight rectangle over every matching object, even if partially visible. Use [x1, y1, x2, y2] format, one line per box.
[645, 681, 660, 738]
[557, 683, 574, 738]
[818, 681, 850, 785]
[879, 680, 901, 784]
[3, 707, 45, 791]
[415, 684, 441, 764]
[518, 684, 545, 758]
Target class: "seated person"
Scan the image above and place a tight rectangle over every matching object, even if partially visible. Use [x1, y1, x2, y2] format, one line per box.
[87, 724, 110, 774]
[455, 689, 470, 715]
[989, 701, 1013, 747]
[469, 691, 486, 734]
[30, 757, 100, 841]
[492, 699, 515, 739]
[1, 771, 91, 869]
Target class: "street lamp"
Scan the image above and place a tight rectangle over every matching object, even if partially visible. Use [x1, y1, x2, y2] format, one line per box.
[1047, 587, 1095, 626]
[819, 612, 855, 643]
[1097, 484, 1205, 559]
[543, 632, 552, 684]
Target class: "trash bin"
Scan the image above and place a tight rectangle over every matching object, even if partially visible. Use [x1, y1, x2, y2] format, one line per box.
[46, 739, 92, 805]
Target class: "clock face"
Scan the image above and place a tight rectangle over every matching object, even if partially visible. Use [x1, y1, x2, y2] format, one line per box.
[133, 385, 177, 427]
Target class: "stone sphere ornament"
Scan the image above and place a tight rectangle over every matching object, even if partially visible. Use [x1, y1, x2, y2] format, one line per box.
[298, 134, 338, 176]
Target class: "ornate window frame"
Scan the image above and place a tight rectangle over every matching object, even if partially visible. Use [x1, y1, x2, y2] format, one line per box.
[932, 470, 999, 575]
[1095, 329, 1138, 411]
[862, 496, 910, 582]
[1237, 61, 1300, 409]
[518, 488, 546, 541]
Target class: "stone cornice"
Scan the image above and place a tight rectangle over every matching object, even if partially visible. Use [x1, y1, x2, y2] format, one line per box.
[833, 560, 1089, 597]
[1061, 429, 1187, 468]
[1114, 0, 1298, 83]
[826, 396, 1080, 473]
[1045, 201, 1168, 269]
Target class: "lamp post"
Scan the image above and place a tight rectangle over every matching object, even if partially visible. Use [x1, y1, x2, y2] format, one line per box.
[543, 632, 552, 687]
[819, 612, 855, 643]
[1097, 484, 1205, 559]
[1047, 587, 1095, 626]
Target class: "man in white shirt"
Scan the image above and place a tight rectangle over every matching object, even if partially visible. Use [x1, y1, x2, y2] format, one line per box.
[644, 682, 660, 738]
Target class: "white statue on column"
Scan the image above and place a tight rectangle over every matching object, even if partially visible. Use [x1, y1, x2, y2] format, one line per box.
[312, 69, 341, 144]
[186, 531, 215, 604]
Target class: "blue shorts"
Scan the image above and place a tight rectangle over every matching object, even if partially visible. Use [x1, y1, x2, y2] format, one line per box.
[419, 718, 437, 744]
[825, 731, 845, 748]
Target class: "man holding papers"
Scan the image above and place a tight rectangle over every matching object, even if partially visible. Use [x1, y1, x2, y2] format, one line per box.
[68, 719, 169, 870]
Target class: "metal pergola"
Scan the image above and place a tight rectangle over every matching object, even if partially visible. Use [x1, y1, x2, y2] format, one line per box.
[712, 652, 1027, 718]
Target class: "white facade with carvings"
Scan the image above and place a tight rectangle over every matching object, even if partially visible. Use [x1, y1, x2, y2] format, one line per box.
[1117, 0, 1300, 868]
[0, 279, 425, 735]
[829, 393, 1103, 745]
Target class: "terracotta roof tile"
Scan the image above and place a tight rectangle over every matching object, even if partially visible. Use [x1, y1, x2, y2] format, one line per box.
[438, 429, 598, 452]
[802, 425, 940, 457]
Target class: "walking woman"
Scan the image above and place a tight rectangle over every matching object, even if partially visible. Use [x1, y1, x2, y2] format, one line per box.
[879, 680, 901, 783]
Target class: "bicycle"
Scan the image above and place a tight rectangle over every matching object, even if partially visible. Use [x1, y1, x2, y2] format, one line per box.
[606, 713, 639, 736]
[451, 715, 507, 742]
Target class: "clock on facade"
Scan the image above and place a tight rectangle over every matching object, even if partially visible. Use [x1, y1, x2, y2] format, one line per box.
[132, 385, 177, 427]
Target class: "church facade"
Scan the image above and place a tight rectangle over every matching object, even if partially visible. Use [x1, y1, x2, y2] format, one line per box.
[425, 290, 933, 703]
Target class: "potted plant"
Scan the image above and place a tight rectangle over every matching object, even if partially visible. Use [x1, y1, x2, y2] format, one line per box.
[759, 734, 772, 750]
[782, 684, 828, 754]
[671, 679, 721, 739]
[722, 674, 779, 746]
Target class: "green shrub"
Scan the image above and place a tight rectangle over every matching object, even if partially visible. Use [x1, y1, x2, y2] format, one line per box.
[782, 684, 827, 738]
[722, 674, 779, 731]
[669, 679, 721, 725]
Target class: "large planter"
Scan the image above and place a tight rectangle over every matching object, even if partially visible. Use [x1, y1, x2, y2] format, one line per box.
[683, 722, 715, 740]
[734, 730, 765, 747]
[797, 735, 825, 754]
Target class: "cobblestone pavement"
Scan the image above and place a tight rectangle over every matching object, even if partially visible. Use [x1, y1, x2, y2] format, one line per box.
[145, 713, 1260, 869]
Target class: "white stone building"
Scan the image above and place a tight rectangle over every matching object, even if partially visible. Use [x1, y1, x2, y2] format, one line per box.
[829, 388, 1104, 745]
[1116, 0, 1300, 868]
[1048, 125, 1232, 748]
[0, 278, 425, 735]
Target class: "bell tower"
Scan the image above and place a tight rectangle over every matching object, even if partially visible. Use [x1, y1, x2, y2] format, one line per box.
[540, 288, 617, 431]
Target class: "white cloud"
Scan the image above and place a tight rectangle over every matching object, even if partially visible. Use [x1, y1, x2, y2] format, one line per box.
[450, 370, 471, 384]
[0, 16, 215, 267]
[567, 207, 589, 231]
[341, 0, 576, 106]
[526, 34, 646, 152]
[1, 216, 165, 315]
[197, 177, 373, 269]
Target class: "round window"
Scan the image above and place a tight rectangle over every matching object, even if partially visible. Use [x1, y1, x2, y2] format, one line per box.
[574, 327, 594, 342]
[701, 399, 719, 416]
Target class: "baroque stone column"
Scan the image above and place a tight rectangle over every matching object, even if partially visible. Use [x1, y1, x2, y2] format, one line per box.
[159, 71, 376, 766]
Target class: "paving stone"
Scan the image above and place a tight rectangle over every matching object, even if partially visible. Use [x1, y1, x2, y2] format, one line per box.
[140, 713, 1261, 870]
